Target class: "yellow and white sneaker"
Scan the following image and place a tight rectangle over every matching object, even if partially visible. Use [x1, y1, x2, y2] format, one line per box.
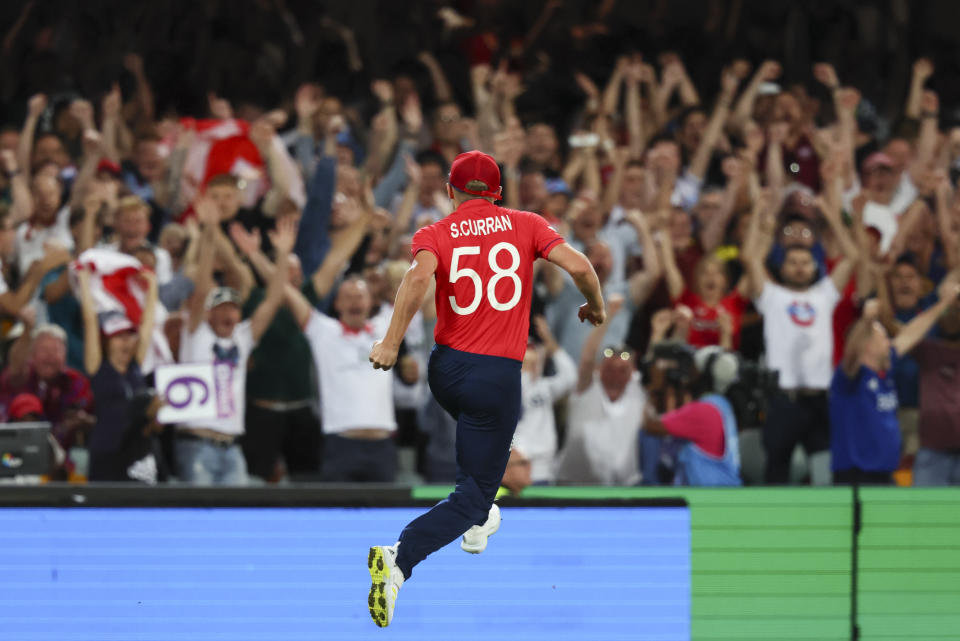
[460, 503, 500, 554]
[367, 543, 404, 628]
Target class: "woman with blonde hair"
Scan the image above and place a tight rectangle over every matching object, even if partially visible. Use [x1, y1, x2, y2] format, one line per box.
[662, 230, 749, 349]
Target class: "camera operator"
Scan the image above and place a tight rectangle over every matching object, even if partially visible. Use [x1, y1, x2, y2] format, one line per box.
[639, 311, 743, 486]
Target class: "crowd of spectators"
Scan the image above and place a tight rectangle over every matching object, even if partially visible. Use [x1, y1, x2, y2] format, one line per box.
[1, 0, 959, 488]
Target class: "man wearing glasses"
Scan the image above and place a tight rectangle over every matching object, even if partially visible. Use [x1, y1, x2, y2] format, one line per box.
[555, 295, 645, 485]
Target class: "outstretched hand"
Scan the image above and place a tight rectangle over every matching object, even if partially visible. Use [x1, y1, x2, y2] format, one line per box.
[0, 149, 17, 174]
[756, 60, 781, 82]
[40, 243, 73, 271]
[937, 274, 960, 304]
[81, 129, 103, 157]
[208, 92, 233, 119]
[606, 293, 625, 318]
[249, 117, 276, 153]
[861, 298, 881, 321]
[69, 99, 95, 131]
[194, 195, 220, 226]
[295, 83, 322, 123]
[370, 79, 394, 105]
[27, 93, 47, 118]
[836, 87, 861, 113]
[400, 94, 423, 133]
[913, 58, 934, 82]
[532, 315, 558, 352]
[813, 62, 839, 89]
[716, 307, 733, 338]
[268, 215, 298, 255]
[403, 154, 422, 185]
[102, 84, 122, 120]
[229, 222, 261, 256]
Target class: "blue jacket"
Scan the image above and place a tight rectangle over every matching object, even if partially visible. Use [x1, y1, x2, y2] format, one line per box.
[675, 395, 743, 487]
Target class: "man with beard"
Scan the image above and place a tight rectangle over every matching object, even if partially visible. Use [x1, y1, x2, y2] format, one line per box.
[743, 193, 860, 484]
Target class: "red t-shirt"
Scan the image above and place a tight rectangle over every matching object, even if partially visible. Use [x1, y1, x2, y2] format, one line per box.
[412, 199, 564, 361]
[674, 289, 749, 349]
[661, 401, 725, 458]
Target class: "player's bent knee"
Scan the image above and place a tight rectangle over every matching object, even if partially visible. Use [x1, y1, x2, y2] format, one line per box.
[449, 476, 492, 520]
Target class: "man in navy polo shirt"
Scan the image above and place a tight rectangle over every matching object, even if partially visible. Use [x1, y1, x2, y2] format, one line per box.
[830, 280, 960, 485]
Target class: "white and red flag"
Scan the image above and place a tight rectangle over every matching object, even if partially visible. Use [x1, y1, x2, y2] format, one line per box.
[69, 248, 173, 374]
[178, 117, 265, 208]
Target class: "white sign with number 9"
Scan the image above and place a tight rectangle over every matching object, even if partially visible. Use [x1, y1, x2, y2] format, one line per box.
[449, 242, 522, 315]
[155, 363, 219, 424]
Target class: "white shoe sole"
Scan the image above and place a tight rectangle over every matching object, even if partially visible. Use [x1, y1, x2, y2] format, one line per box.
[461, 504, 500, 554]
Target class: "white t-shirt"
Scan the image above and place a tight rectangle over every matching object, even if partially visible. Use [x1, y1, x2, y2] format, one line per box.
[842, 173, 917, 252]
[178, 320, 256, 436]
[755, 278, 840, 390]
[304, 311, 396, 435]
[513, 348, 577, 483]
[861, 201, 899, 253]
[15, 206, 74, 274]
[555, 373, 645, 486]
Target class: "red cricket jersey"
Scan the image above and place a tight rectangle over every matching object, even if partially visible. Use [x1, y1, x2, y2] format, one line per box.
[412, 199, 565, 361]
[674, 288, 749, 349]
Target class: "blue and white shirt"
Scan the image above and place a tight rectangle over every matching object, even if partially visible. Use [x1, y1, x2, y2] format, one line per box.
[829, 348, 901, 473]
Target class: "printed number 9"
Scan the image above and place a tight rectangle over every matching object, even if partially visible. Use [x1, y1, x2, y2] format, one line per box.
[164, 376, 210, 409]
[449, 242, 522, 315]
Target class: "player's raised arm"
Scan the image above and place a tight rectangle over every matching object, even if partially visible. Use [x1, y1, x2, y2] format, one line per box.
[545, 242, 606, 326]
[370, 250, 439, 370]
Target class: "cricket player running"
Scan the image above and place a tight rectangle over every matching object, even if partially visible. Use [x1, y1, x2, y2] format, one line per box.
[367, 150, 605, 627]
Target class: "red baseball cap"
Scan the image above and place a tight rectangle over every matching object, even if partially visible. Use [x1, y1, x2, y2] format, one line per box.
[449, 151, 501, 199]
[9, 393, 43, 420]
[96, 158, 122, 178]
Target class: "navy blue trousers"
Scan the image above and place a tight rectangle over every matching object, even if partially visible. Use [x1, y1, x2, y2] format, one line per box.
[395, 344, 521, 579]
